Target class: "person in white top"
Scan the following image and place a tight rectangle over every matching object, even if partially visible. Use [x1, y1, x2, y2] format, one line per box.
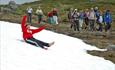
[72, 9, 80, 31]
[36, 6, 44, 24]
[52, 8, 58, 24]
[26, 6, 33, 23]
[88, 8, 96, 31]
[79, 10, 84, 31]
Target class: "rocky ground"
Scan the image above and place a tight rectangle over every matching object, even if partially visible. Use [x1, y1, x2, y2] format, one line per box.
[0, 12, 115, 63]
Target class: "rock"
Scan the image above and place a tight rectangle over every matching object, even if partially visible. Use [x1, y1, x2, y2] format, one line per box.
[8, 1, 18, 11]
[106, 45, 115, 51]
[0, 1, 18, 13]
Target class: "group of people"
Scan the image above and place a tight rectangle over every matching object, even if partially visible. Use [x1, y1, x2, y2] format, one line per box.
[47, 8, 59, 24]
[26, 6, 59, 24]
[22, 6, 112, 49]
[26, 6, 112, 32]
[68, 7, 112, 32]
[22, 6, 58, 50]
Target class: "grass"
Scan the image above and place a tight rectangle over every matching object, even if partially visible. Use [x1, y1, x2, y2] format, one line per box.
[11, 0, 115, 21]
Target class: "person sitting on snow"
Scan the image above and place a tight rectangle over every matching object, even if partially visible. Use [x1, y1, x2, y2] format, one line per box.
[21, 15, 54, 50]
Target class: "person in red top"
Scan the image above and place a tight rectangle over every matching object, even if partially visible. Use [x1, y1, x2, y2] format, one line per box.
[47, 11, 54, 24]
[21, 15, 54, 50]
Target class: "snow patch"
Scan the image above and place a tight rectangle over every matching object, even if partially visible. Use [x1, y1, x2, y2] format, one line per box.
[0, 21, 115, 70]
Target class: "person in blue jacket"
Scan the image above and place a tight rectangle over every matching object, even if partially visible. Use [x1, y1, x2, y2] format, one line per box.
[103, 10, 112, 32]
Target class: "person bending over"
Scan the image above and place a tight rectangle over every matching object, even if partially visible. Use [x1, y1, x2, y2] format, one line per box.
[21, 15, 54, 50]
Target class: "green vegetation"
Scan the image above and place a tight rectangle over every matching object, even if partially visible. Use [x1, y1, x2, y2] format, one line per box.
[14, 0, 115, 21]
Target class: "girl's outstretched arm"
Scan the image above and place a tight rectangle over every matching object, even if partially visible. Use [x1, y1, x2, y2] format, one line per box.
[31, 25, 47, 34]
[21, 15, 27, 31]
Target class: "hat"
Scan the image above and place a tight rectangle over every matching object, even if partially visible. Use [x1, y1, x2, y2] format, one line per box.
[95, 7, 98, 10]
[91, 8, 94, 10]
[75, 9, 78, 11]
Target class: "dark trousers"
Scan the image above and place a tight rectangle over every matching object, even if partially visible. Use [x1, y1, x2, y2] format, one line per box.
[74, 20, 79, 31]
[105, 23, 111, 32]
[69, 19, 74, 29]
[70, 23, 74, 29]
[89, 20, 95, 31]
[37, 15, 42, 23]
[84, 17, 89, 29]
[27, 13, 32, 23]
[97, 23, 103, 32]
[25, 37, 49, 48]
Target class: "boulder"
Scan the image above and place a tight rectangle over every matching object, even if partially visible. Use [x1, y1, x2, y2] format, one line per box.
[106, 45, 115, 51]
[8, 1, 18, 11]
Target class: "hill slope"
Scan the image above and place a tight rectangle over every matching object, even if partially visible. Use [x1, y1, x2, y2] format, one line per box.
[1, 21, 115, 70]
[0, 0, 115, 64]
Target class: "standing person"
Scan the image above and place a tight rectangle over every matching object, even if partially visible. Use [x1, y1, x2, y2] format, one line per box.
[84, 9, 89, 30]
[21, 15, 54, 50]
[94, 7, 100, 24]
[79, 10, 84, 31]
[88, 8, 96, 31]
[94, 6, 98, 13]
[103, 10, 112, 32]
[47, 11, 54, 24]
[52, 8, 59, 24]
[68, 8, 74, 29]
[36, 6, 44, 24]
[97, 11, 103, 32]
[26, 6, 33, 24]
[72, 9, 80, 31]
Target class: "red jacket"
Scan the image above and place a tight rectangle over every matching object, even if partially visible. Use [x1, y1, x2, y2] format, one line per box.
[21, 15, 46, 40]
[48, 12, 53, 17]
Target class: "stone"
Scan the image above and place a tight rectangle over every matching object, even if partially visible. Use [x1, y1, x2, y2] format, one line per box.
[106, 45, 115, 51]
[8, 1, 18, 11]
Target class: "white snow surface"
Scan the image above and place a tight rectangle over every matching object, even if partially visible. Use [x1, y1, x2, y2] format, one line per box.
[0, 21, 115, 70]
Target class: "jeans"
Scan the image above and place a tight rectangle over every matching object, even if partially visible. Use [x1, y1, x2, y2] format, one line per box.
[105, 23, 111, 32]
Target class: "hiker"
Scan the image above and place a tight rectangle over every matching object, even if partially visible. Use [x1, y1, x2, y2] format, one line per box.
[52, 8, 59, 24]
[26, 6, 33, 24]
[21, 15, 54, 50]
[36, 6, 44, 24]
[103, 10, 112, 32]
[84, 9, 89, 30]
[72, 9, 80, 31]
[94, 6, 98, 13]
[94, 7, 100, 25]
[79, 10, 84, 31]
[97, 11, 103, 32]
[68, 8, 74, 29]
[47, 11, 54, 24]
[88, 8, 96, 31]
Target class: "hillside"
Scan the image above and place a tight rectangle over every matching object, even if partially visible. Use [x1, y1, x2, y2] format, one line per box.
[0, 0, 115, 63]
[1, 21, 115, 70]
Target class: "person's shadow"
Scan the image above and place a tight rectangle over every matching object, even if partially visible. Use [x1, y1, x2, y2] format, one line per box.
[16, 39, 36, 46]
[16, 39, 25, 42]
